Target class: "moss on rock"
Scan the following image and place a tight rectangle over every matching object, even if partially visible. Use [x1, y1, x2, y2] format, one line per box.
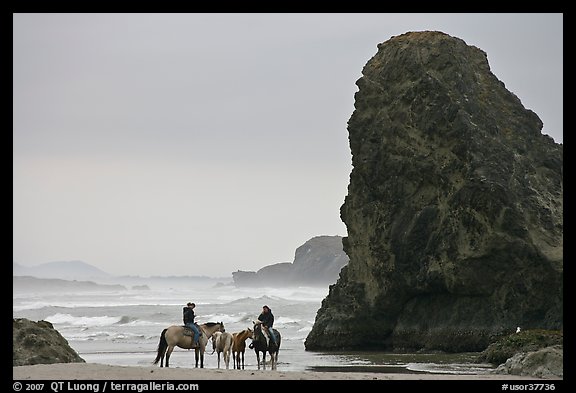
[478, 329, 563, 365]
[13, 318, 85, 366]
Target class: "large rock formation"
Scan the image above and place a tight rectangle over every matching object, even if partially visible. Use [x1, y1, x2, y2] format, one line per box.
[305, 31, 563, 352]
[233, 235, 349, 286]
[13, 318, 85, 366]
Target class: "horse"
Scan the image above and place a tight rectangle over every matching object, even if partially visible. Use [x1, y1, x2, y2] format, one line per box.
[252, 320, 281, 370]
[210, 331, 234, 369]
[153, 322, 225, 368]
[231, 328, 252, 370]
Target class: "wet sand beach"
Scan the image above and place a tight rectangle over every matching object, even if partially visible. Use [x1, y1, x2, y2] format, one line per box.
[13, 362, 547, 380]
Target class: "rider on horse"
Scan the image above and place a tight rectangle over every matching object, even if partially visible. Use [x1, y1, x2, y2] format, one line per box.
[183, 302, 200, 345]
[257, 305, 277, 346]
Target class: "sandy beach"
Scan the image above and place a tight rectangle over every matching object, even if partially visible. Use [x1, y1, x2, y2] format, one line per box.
[13, 363, 549, 380]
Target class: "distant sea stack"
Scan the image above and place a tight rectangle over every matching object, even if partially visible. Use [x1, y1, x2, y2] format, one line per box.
[233, 235, 349, 286]
[305, 31, 563, 352]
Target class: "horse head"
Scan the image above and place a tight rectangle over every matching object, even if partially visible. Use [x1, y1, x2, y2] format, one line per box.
[252, 320, 265, 344]
[211, 331, 221, 354]
[219, 321, 225, 333]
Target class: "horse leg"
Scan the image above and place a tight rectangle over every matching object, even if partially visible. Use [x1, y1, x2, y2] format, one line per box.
[224, 350, 230, 369]
[217, 352, 221, 369]
[200, 348, 204, 368]
[165, 346, 174, 368]
[241, 350, 244, 369]
[255, 351, 261, 370]
[262, 351, 267, 370]
[271, 351, 277, 370]
[275, 350, 279, 370]
[195, 348, 199, 368]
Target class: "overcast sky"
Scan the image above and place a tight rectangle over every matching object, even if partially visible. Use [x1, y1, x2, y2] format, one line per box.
[13, 13, 563, 278]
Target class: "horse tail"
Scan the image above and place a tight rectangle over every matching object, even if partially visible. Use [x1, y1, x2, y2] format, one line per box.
[272, 329, 281, 350]
[153, 328, 168, 365]
[227, 334, 234, 352]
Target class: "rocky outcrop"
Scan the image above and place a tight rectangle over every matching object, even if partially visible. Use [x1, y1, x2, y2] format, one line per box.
[233, 236, 349, 286]
[305, 31, 563, 352]
[13, 318, 85, 366]
[494, 345, 563, 379]
[232, 270, 261, 286]
[478, 329, 563, 365]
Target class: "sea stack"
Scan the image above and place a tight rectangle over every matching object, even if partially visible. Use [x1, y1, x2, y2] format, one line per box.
[305, 31, 563, 352]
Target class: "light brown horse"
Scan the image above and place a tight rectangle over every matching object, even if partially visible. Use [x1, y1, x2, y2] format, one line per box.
[231, 328, 252, 370]
[153, 322, 225, 368]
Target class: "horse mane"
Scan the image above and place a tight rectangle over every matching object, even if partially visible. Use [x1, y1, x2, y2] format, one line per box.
[204, 322, 218, 327]
[237, 328, 252, 338]
[252, 323, 264, 337]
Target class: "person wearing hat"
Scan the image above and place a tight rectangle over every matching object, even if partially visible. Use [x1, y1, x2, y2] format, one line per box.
[257, 305, 276, 346]
[183, 302, 200, 345]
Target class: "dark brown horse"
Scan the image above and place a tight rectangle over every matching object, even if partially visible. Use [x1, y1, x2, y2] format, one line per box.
[153, 322, 225, 368]
[252, 320, 281, 370]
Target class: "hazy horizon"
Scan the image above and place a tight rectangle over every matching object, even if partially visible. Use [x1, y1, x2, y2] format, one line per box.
[13, 13, 563, 277]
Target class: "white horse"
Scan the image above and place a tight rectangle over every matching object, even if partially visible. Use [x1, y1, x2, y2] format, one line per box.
[211, 331, 234, 369]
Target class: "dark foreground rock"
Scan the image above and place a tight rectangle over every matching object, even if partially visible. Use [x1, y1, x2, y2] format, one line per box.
[13, 318, 85, 366]
[305, 31, 563, 352]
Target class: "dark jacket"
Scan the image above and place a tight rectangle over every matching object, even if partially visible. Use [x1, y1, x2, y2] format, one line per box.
[183, 307, 195, 325]
[258, 310, 274, 328]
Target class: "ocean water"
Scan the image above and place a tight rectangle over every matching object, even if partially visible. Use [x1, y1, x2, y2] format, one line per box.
[13, 278, 494, 375]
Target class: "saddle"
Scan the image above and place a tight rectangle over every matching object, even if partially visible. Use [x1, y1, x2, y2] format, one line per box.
[182, 323, 202, 337]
